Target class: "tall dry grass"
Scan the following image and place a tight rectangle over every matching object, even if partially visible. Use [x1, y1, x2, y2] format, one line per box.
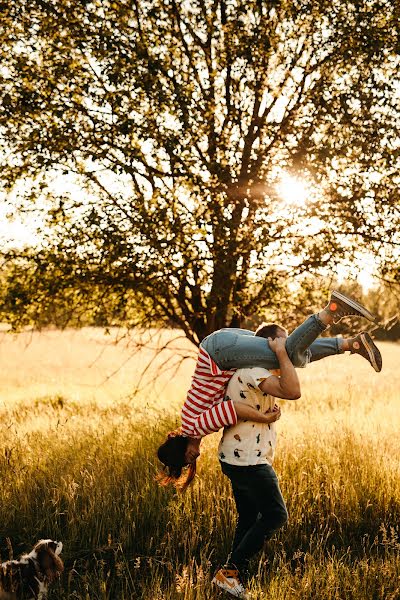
[0, 329, 399, 599]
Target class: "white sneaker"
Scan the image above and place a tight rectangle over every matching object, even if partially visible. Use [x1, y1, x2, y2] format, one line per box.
[212, 567, 249, 599]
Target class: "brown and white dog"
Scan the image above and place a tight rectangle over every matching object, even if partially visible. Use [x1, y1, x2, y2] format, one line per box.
[0, 539, 63, 600]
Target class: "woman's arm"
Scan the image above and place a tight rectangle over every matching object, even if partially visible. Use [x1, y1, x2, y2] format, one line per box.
[191, 400, 238, 437]
[234, 401, 281, 424]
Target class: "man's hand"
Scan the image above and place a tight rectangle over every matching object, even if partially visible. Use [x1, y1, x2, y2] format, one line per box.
[268, 336, 287, 355]
[263, 404, 281, 424]
[261, 336, 301, 400]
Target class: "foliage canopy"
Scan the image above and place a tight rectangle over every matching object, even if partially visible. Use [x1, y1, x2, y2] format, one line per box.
[1, 0, 399, 341]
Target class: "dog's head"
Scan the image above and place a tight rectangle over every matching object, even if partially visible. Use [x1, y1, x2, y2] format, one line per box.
[31, 540, 64, 582]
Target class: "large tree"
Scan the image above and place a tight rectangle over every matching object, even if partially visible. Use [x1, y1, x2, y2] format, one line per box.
[0, 0, 399, 343]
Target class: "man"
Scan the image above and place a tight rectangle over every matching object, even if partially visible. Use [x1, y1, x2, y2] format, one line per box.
[212, 335, 298, 599]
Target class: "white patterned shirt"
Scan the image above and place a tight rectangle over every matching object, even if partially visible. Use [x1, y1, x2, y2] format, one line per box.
[218, 367, 277, 466]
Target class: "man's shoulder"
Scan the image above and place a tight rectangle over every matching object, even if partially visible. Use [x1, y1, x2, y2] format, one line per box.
[234, 367, 273, 381]
[226, 367, 273, 396]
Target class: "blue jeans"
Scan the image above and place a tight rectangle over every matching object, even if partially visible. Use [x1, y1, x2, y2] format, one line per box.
[200, 315, 342, 370]
[220, 461, 288, 571]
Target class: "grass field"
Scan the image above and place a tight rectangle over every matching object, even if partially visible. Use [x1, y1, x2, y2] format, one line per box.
[0, 328, 399, 599]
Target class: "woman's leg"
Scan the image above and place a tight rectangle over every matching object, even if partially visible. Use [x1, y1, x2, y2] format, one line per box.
[201, 314, 327, 370]
[308, 338, 343, 362]
[283, 314, 327, 367]
[201, 291, 377, 370]
[310, 333, 382, 372]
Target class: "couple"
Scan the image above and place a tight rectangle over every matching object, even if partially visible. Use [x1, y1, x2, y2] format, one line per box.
[157, 291, 382, 598]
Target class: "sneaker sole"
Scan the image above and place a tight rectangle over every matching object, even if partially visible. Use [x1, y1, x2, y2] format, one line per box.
[360, 332, 382, 372]
[212, 577, 248, 599]
[332, 291, 378, 324]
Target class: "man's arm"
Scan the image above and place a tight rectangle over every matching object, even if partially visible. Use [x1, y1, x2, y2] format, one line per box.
[258, 337, 301, 399]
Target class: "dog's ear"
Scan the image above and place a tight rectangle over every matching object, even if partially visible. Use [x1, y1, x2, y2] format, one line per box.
[33, 539, 62, 556]
[37, 547, 64, 582]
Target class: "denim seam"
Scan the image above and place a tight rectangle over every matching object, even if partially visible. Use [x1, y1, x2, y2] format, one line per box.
[313, 313, 328, 331]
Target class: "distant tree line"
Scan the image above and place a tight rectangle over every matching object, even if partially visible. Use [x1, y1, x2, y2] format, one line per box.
[1, 259, 398, 341]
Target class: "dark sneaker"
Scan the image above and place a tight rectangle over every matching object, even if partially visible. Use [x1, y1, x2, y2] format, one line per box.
[350, 332, 382, 372]
[327, 291, 378, 324]
[212, 567, 249, 599]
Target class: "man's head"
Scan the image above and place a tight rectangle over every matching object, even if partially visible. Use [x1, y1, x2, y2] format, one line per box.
[255, 322, 287, 340]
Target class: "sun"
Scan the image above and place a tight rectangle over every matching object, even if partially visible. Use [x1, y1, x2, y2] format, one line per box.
[277, 173, 310, 205]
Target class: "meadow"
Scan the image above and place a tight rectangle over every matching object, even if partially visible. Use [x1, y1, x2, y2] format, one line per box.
[0, 327, 399, 599]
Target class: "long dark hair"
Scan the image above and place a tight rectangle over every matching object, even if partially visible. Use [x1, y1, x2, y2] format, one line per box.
[156, 431, 197, 491]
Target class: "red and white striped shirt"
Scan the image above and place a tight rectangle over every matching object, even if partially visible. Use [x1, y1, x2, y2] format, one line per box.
[181, 346, 237, 438]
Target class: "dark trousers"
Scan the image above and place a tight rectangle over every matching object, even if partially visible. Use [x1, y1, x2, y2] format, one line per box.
[220, 461, 288, 572]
